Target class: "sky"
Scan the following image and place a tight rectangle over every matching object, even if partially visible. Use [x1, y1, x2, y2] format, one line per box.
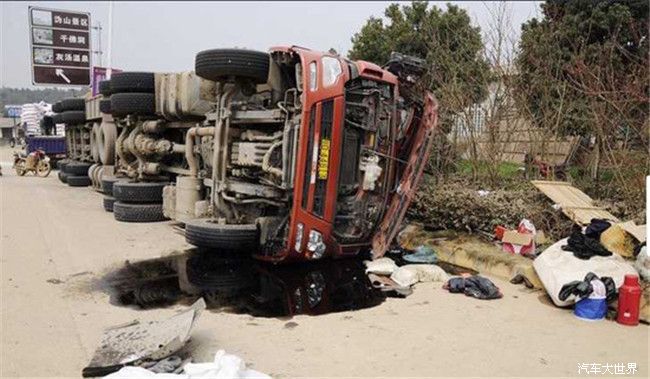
[0, 1, 541, 89]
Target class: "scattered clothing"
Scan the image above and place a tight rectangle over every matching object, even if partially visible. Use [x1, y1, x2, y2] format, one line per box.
[558, 272, 617, 303]
[533, 238, 637, 307]
[402, 246, 437, 264]
[367, 273, 413, 297]
[584, 218, 612, 239]
[444, 275, 503, 300]
[562, 228, 612, 260]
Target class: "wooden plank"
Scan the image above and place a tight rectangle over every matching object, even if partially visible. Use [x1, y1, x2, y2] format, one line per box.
[531, 180, 619, 225]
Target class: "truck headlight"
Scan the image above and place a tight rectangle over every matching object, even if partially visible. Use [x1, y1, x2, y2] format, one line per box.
[294, 223, 304, 252]
[307, 230, 326, 259]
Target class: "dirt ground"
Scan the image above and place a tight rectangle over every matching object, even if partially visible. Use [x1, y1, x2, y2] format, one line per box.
[1, 145, 648, 378]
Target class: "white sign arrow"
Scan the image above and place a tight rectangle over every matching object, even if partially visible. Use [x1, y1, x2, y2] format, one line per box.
[55, 68, 71, 84]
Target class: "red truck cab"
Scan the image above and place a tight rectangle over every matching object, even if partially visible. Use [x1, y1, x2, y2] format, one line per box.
[255, 46, 438, 262]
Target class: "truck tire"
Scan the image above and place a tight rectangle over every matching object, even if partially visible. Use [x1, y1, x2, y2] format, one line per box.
[99, 80, 112, 96]
[101, 176, 120, 196]
[99, 99, 112, 114]
[110, 93, 155, 117]
[110, 72, 155, 93]
[52, 102, 63, 113]
[56, 159, 70, 171]
[60, 98, 86, 112]
[61, 111, 86, 124]
[67, 175, 91, 187]
[103, 196, 116, 212]
[113, 202, 167, 222]
[195, 49, 269, 84]
[113, 181, 167, 203]
[65, 162, 92, 175]
[185, 219, 259, 251]
[98, 121, 117, 165]
[58, 171, 68, 183]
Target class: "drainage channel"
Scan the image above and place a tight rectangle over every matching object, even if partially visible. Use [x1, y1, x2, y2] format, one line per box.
[99, 249, 387, 317]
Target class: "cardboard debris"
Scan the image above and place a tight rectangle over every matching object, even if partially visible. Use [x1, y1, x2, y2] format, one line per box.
[617, 221, 646, 242]
[531, 180, 619, 225]
[502, 230, 533, 246]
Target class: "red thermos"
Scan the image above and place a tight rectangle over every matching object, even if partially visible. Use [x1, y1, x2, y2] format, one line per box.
[617, 274, 642, 326]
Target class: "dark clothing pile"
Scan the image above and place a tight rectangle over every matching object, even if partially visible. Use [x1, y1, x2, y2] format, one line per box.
[444, 275, 503, 300]
[562, 219, 614, 260]
[558, 272, 617, 302]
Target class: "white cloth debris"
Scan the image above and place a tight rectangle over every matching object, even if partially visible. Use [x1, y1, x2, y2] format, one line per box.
[390, 264, 449, 287]
[635, 245, 650, 281]
[364, 257, 398, 275]
[104, 350, 270, 379]
[477, 190, 491, 197]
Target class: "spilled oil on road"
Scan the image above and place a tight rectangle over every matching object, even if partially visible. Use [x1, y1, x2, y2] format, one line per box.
[99, 249, 386, 317]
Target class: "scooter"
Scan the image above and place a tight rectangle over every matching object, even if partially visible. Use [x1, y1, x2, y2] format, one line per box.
[13, 148, 51, 177]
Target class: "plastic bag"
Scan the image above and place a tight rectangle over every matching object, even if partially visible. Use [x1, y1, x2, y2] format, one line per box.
[364, 257, 398, 275]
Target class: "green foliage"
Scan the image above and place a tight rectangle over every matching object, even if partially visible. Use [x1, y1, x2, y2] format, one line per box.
[516, 0, 649, 136]
[349, 1, 490, 115]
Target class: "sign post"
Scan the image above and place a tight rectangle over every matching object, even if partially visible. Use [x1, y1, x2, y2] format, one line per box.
[29, 6, 91, 86]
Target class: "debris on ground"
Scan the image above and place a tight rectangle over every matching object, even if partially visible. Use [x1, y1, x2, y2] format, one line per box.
[443, 275, 503, 300]
[364, 257, 398, 275]
[367, 273, 413, 297]
[390, 264, 449, 287]
[82, 299, 206, 377]
[562, 227, 613, 260]
[635, 244, 649, 281]
[530, 180, 619, 226]
[533, 239, 637, 307]
[104, 350, 270, 378]
[398, 225, 543, 289]
[402, 245, 438, 264]
[617, 275, 642, 326]
[600, 224, 637, 258]
[499, 219, 537, 256]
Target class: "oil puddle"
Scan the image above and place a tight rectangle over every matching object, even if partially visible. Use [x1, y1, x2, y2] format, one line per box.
[99, 249, 386, 318]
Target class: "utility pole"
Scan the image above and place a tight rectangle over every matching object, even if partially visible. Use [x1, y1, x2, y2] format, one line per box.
[107, 1, 113, 78]
[91, 22, 104, 67]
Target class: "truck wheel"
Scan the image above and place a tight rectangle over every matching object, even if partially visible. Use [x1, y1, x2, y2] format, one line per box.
[60, 98, 86, 112]
[58, 171, 68, 183]
[98, 121, 117, 165]
[110, 93, 155, 117]
[61, 111, 86, 124]
[99, 80, 112, 96]
[99, 99, 112, 114]
[195, 49, 270, 84]
[52, 102, 63, 113]
[113, 181, 167, 203]
[52, 113, 63, 124]
[65, 162, 92, 175]
[56, 159, 70, 171]
[110, 72, 155, 93]
[185, 219, 259, 251]
[113, 202, 167, 222]
[67, 175, 91, 187]
[103, 196, 116, 212]
[101, 176, 120, 196]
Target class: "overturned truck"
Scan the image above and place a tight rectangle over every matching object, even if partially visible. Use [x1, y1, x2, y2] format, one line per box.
[58, 46, 439, 263]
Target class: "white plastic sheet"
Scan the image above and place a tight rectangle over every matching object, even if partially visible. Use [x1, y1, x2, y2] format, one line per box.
[533, 238, 637, 306]
[104, 350, 270, 379]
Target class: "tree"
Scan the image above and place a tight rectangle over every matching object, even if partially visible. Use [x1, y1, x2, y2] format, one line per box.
[349, 1, 490, 120]
[517, 0, 649, 211]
